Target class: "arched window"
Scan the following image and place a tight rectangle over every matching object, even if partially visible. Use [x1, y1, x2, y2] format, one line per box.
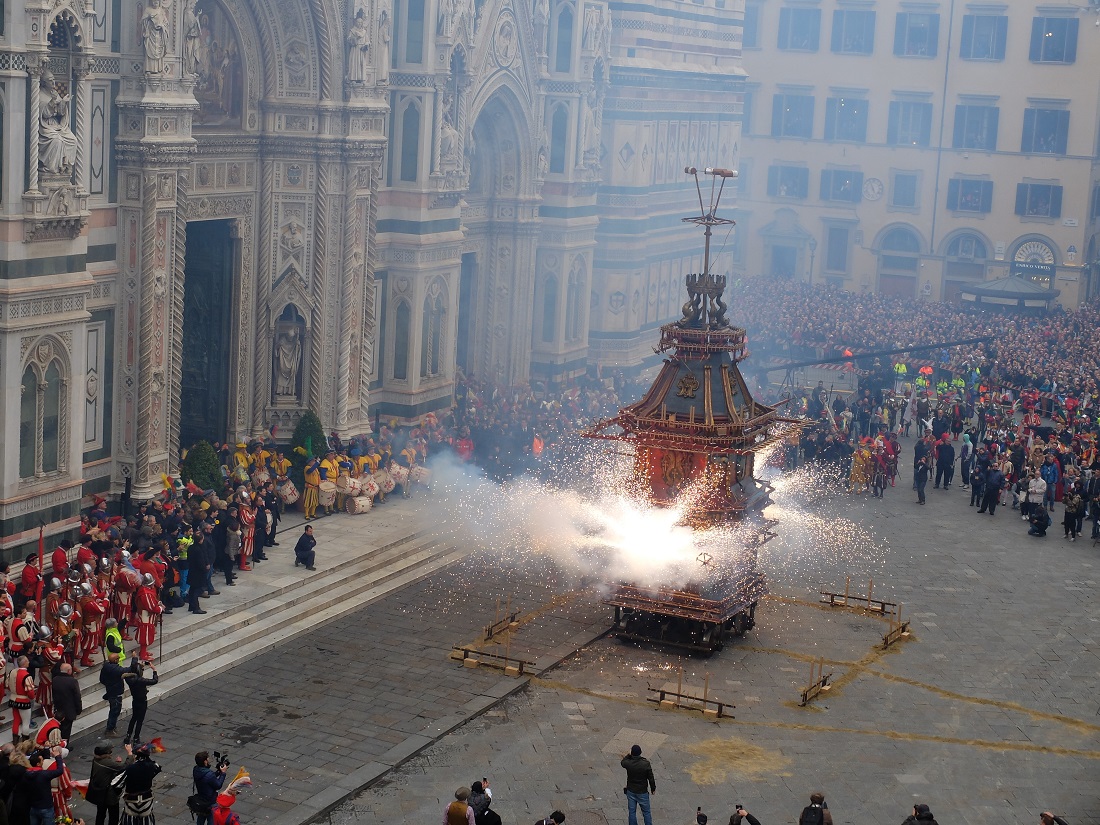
[18, 353, 68, 480]
[550, 106, 568, 173]
[19, 367, 36, 479]
[541, 276, 558, 343]
[400, 101, 421, 183]
[566, 256, 586, 342]
[946, 233, 987, 260]
[881, 227, 921, 253]
[554, 4, 574, 72]
[42, 362, 62, 473]
[393, 300, 411, 380]
[421, 286, 446, 378]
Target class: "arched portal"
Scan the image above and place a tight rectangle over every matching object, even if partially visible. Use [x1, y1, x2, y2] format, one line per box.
[461, 87, 541, 383]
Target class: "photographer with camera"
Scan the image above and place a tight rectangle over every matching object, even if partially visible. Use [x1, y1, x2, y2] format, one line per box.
[190, 751, 228, 825]
[729, 805, 762, 825]
[122, 659, 159, 745]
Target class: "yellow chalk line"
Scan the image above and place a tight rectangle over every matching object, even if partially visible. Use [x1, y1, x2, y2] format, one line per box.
[525, 676, 1100, 760]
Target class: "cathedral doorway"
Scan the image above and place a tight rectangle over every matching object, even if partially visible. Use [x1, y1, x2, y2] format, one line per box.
[180, 219, 236, 450]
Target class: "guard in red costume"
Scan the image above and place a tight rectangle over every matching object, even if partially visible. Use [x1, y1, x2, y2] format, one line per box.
[7, 655, 35, 742]
[238, 493, 256, 571]
[112, 553, 140, 639]
[79, 582, 109, 667]
[51, 540, 73, 579]
[134, 574, 164, 661]
[36, 718, 74, 819]
[36, 634, 65, 718]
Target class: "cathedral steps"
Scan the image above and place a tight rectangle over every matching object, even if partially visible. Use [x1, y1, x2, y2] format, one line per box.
[55, 504, 465, 738]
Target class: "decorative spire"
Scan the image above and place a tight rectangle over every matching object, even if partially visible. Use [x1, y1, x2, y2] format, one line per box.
[679, 167, 736, 330]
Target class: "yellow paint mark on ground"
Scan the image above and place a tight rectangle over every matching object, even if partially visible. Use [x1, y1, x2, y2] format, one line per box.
[682, 736, 791, 785]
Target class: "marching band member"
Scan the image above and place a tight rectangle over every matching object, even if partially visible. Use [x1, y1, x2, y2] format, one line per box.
[303, 456, 321, 520]
[79, 581, 108, 667]
[36, 630, 65, 718]
[319, 449, 341, 516]
[7, 654, 35, 742]
[271, 448, 292, 482]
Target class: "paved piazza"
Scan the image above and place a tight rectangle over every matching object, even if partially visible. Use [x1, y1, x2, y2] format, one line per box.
[330, 439, 1100, 825]
[64, 434, 1099, 825]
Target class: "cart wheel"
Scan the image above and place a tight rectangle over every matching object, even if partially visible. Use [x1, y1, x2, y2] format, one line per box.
[732, 611, 748, 637]
[747, 601, 758, 630]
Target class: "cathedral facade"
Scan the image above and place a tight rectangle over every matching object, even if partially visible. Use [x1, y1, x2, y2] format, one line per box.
[0, 0, 743, 556]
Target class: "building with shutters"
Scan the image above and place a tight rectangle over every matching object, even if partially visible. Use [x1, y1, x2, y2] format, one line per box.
[734, 0, 1100, 307]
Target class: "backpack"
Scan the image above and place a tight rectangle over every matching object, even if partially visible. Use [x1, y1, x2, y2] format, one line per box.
[800, 805, 825, 825]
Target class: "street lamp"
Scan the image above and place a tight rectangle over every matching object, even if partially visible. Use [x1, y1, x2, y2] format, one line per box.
[808, 236, 818, 287]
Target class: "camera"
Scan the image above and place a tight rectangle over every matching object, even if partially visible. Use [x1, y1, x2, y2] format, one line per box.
[213, 751, 230, 771]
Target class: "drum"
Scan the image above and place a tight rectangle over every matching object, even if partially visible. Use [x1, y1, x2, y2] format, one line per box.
[278, 480, 300, 505]
[346, 496, 373, 515]
[232, 465, 250, 483]
[252, 470, 271, 486]
[318, 481, 338, 507]
[372, 470, 396, 495]
[409, 466, 431, 485]
[390, 464, 410, 486]
[336, 475, 362, 496]
[359, 477, 380, 498]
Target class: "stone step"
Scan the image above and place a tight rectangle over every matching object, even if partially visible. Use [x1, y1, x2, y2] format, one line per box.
[71, 530, 445, 694]
[63, 538, 466, 739]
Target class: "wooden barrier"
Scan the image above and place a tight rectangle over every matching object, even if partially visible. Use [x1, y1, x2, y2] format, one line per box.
[484, 596, 520, 641]
[881, 604, 911, 649]
[449, 645, 537, 677]
[820, 577, 897, 614]
[799, 657, 833, 706]
[646, 667, 732, 718]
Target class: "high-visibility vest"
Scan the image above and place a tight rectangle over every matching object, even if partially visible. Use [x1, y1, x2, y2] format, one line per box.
[104, 626, 126, 664]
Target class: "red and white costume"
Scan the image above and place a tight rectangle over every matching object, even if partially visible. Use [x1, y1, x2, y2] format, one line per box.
[79, 590, 109, 666]
[112, 565, 140, 636]
[134, 583, 163, 660]
[35, 720, 73, 819]
[7, 666, 34, 739]
[238, 501, 256, 571]
[35, 640, 64, 717]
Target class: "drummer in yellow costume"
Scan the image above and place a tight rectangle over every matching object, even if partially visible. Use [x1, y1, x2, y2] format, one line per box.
[335, 453, 354, 511]
[231, 442, 251, 483]
[250, 443, 272, 472]
[271, 449, 292, 481]
[394, 442, 418, 498]
[303, 456, 321, 520]
[319, 449, 341, 515]
[353, 448, 374, 478]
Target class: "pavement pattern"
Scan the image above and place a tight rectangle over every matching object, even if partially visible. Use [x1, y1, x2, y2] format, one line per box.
[57, 434, 1100, 825]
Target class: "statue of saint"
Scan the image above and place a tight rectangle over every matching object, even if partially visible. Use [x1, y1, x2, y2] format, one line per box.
[346, 8, 371, 83]
[141, 0, 170, 75]
[274, 326, 302, 398]
[439, 114, 460, 166]
[38, 72, 78, 175]
[377, 8, 391, 83]
[582, 89, 601, 162]
[183, 0, 201, 76]
[533, 0, 549, 51]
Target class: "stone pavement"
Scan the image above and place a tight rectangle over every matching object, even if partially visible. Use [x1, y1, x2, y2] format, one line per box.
[326, 433, 1100, 825]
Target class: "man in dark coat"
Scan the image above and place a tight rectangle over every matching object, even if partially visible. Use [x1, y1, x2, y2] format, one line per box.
[100, 652, 126, 736]
[978, 465, 1005, 515]
[293, 526, 317, 571]
[87, 743, 129, 825]
[620, 744, 656, 825]
[123, 658, 159, 745]
[51, 662, 83, 741]
[187, 526, 211, 614]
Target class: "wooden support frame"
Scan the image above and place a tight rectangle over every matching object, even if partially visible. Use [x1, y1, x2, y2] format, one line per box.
[449, 645, 537, 677]
[820, 576, 897, 614]
[646, 667, 733, 719]
[799, 657, 833, 706]
[484, 596, 520, 640]
[881, 604, 911, 649]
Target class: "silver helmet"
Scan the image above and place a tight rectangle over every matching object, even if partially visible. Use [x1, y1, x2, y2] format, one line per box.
[35, 625, 51, 641]
[49, 577, 62, 593]
[58, 603, 74, 620]
[79, 582, 93, 598]
[119, 549, 131, 563]
[67, 569, 82, 585]
[98, 557, 112, 573]
[141, 572, 155, 588]
[81, 562, 95, 578]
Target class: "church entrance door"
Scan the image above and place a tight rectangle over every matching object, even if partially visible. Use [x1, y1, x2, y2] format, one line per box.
[180, 219, 235, 450]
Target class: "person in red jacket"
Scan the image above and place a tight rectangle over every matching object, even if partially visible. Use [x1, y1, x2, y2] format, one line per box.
[18, 554, 41, 613]
[7, 655, 35, 742]
[52, 540, 73, 579]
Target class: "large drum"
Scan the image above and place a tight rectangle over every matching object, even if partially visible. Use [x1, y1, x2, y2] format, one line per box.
[359, 477, 381, 499]
[409, 466, 431, 485]
[372, 470, 396, 495]
[346, 496, 373, 515]
[336, 475, 362, 496]
[389, 464, 410, 486]
[252, 470, 271, 486]
[278, 479, 300, 505]
[318, 481, 338, 507]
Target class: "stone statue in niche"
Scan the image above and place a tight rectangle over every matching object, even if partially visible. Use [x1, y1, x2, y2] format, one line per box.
[141, 0, 171, 75]
[377, 8, 391, 84]
[346, 8, 371, 83]
[439, 113, 460, 168]
[582, 5, 601, 50]
[582, 88, 601, 165]
[183, 0, 201, 75]
[274, 323, 303, 400]
[437, 0, 455, 36]
[39, 71, 78, 175]
[533, 0, 549, 53]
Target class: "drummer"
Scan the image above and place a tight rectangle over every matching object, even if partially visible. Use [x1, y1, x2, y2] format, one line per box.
[271, 448, 291, 482]
[352, 446, 373, 479]
[250, 441, 272, 473]
[303, 455, 321, 520]
[335, 452, 355, 512]
[319, 449, 341, 516]
[231, 441, 250, 474]
[393, 439, 418, 498]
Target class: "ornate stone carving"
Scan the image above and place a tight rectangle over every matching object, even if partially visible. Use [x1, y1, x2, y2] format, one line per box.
[141, 0, 171, 75]
[346, 7, 370, 83]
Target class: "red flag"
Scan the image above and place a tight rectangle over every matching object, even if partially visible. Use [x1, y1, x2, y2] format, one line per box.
[843, 348, 853, 357]
[149, 737, 167, 753]
[35, 525, 44, 622]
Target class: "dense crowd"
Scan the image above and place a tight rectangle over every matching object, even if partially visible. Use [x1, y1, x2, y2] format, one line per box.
[727, 280, 1100, 405]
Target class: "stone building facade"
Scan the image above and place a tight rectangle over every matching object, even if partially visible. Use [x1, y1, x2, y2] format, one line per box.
[0, 0, 743, 555]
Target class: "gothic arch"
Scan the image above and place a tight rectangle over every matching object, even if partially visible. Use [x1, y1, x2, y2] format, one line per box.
[938, 228, 992, 258]
[468, 83, 535, 196]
